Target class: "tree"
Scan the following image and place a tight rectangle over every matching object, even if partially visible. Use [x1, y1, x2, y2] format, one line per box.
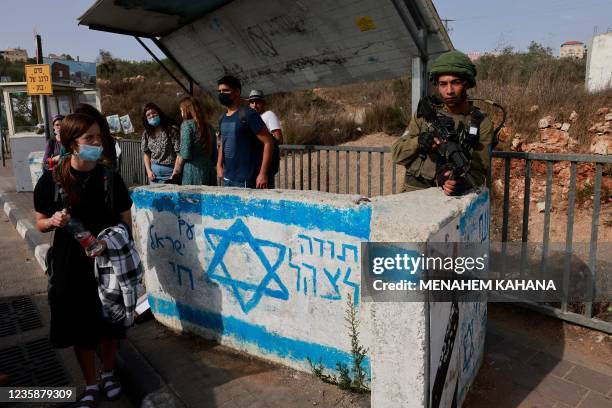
[527, 41, 552, 56]
[97, 49, 117, 78]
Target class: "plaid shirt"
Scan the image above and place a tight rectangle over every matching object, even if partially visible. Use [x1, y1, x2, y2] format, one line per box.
[94, 224, 143, 327]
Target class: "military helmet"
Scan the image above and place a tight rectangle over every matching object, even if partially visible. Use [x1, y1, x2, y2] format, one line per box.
[429, 50, 477, 88]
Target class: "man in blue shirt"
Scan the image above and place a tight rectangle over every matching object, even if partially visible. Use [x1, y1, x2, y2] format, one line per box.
[216, 76, 274, 188]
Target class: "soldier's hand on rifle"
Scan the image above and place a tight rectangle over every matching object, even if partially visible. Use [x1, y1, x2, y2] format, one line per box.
[418, 132, 440, 153]
[441, 170, 458, 196]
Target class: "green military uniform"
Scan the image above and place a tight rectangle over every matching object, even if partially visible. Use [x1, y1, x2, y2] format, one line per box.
[392, 105, 493, 192]
[392, 50, 492, 193]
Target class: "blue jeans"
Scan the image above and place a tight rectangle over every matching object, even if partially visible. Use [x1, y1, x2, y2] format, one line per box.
[223, 178, 256, 188]
[151, 163, 173, 184]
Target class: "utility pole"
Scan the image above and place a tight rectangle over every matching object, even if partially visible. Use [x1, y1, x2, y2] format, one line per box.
[441, 19, 455, 34]
[35, 34, 51, 141]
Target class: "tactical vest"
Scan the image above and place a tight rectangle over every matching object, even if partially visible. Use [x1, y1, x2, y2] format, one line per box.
[405, 106, 485, 189]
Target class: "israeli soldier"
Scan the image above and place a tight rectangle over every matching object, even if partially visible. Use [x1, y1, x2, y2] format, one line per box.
[392, 50, 493, 196]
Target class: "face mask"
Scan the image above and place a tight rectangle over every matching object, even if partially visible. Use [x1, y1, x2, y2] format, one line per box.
[77, 144, 103, 162]
[147, 116, 161, 127]
[218, 93, 234, 107]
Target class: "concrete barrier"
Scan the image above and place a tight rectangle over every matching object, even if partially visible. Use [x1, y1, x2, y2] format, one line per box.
[28, 151, 45, 189]
[132, 186, 489, 407]
[10, 133, 45, 192]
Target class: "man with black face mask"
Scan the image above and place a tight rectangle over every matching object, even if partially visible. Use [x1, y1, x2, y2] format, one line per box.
[216, 75, 274, 189]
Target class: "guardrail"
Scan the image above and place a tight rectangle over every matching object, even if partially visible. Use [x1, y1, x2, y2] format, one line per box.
[117, 139, 611, 333]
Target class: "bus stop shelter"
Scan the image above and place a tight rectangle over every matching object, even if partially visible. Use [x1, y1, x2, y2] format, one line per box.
[78, 0, 453, 112]
[0, 81, 100, 136]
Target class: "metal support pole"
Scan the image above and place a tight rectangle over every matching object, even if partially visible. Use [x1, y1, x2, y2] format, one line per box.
[0, 98, 4, 167]
[134, 36, 193, 96]
[36, 35, 52, 141]
[411, 56, 425, 115]
[152, 38, 198, 95]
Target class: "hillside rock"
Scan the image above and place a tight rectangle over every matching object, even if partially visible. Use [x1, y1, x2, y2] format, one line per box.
[524, 128, 570, 153]
[589, 122, 611, 134]
[538, 116, 554, 129]
[122, 75, 146, 83]
[590, 135, 612, 155]
[569, 111, 578, 122]
[553, 122, 563, 129]
[605, 112, 612, 122]
[568, 137, 579, 149]
[561, 122, 571, 132]
[497, 126, 513, 143]
[597, 107, 610, 115]
[511, 134, 524, 151]
[529, 105, 540, 113]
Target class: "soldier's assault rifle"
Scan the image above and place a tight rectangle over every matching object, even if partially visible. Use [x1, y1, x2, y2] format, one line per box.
[416, 96, 481, 194]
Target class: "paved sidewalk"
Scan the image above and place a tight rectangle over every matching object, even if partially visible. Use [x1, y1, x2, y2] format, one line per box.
[465, 305, 612, 408]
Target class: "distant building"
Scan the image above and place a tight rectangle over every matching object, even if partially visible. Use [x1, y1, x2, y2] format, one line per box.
[0, 47, 28, 62]
[51, 62, 70, 82]
[560, 41, 586, 59]
[72, 70, 92, 84]
[467, 51, 482, 62]
[48, 53, 75, 61]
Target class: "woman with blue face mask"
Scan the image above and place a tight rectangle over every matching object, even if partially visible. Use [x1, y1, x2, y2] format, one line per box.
[140, 102, 180, 183]
[33, 112, 134, 406]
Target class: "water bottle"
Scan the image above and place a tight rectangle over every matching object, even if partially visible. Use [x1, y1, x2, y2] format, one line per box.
[65, 216, 104, 256]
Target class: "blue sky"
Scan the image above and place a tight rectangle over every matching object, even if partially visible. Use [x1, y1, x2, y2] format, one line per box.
[1, 0, 611, 62]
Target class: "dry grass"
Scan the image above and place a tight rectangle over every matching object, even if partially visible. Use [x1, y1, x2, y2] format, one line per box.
[266, 77, 410, 145]
[99, 78, 222, 140]
[473, 52, 612, 147]
[98, 66, 411, 144]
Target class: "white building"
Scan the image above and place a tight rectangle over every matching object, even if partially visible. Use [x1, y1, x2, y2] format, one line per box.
[586, 32, 612, 92]
[560, 41, 586, 59]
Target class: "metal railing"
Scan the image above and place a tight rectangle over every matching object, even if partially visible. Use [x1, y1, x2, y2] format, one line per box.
[492, 151, 611, 333]
[276, 145, 402, 196]
[117, 140, 147, 186]
[117, 140, 611, 333]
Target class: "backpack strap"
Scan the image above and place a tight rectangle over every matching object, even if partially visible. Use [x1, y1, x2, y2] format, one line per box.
[102, 167, 115, 214]
[238, 105, 249, 127]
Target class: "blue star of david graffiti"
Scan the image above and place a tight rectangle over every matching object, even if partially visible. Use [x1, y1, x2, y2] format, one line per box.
[204, 219, 288, 314]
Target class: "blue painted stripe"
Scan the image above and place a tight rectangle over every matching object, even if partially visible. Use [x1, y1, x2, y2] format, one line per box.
[149, 295, 370, 376]
[459, 190, 489, 234]
[132, 188, 371, 239]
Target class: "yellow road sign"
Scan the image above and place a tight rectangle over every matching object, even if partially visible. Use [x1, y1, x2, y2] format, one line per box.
[25, 64, 53, 95]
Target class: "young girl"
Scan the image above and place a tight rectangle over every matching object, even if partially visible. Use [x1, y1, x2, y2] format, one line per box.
[173, 97, 217, 185]
[34, 111, 133, 407]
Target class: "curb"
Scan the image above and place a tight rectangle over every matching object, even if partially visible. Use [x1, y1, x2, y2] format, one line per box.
[0, 190, 182, 408]
[0, 191, 49, 271]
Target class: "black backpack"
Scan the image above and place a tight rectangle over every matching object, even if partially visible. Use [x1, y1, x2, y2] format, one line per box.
[219, 106, 280, 176]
